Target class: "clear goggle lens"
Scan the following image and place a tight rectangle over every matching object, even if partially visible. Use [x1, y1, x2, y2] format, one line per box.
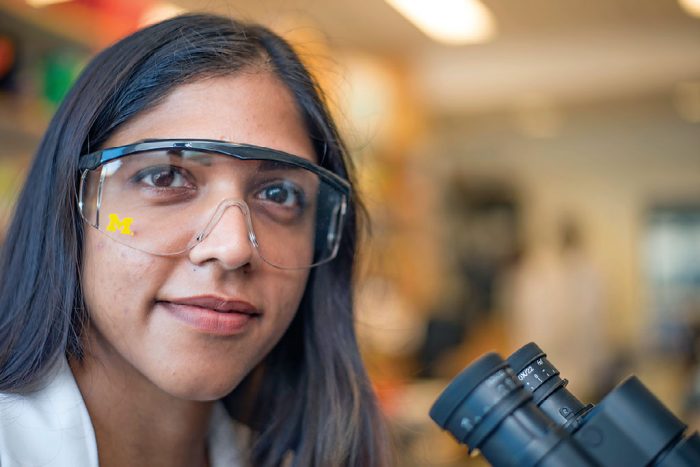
[78, 148, 347, 269]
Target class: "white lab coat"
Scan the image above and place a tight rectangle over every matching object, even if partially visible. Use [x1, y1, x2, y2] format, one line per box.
[0, 358, 243, 466]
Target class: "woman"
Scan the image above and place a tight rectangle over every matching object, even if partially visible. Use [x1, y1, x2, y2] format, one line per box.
[0, 13, 391, 467]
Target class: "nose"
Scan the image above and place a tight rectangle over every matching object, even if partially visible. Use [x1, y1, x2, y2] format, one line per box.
[188, 201, 256, 270]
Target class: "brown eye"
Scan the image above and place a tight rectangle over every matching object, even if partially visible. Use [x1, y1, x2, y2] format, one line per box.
[257, 181, 306, 208]
[151, 169, 175, 187]
[135, 165, 193, 189]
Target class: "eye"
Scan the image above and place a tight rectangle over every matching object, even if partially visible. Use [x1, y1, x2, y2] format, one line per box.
[134, 165, 194, 189]
[256, 181, 306, 209]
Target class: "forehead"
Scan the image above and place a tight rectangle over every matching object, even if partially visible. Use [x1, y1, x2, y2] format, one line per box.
[103, 71, 316, 163]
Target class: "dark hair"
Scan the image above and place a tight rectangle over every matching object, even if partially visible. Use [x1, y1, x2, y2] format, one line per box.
[0, 14, 392, 466]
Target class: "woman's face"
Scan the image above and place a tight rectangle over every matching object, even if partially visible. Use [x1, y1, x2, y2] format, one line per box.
[80, 71, 313, 400]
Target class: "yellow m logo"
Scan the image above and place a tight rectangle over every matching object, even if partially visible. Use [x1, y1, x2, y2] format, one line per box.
[106, 213, 134, 236]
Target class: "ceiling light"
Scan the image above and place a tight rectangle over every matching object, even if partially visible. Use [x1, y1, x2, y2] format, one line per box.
[678, 0, 700, 18]
[385, 0, 496, 45]
[140, 2, 186, 27]
[25, 0, 72, 7]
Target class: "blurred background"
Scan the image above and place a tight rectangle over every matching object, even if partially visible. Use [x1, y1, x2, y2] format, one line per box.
[1, 0, 699, 464]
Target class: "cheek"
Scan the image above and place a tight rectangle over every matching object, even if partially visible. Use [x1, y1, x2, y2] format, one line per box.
[266, 269, 310, 331]
[81, 230, 165, 318]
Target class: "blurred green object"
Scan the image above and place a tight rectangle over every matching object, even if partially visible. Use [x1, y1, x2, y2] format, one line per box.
[42, 51, 83, 105]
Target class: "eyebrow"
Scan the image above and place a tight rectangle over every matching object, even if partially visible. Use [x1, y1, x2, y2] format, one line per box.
[170, 150, 214, 166]
[171, 150, 310, 173]
[257, 159, 306, 172]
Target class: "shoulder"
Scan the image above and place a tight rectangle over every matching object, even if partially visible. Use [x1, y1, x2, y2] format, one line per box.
[0, 358, 98, 467]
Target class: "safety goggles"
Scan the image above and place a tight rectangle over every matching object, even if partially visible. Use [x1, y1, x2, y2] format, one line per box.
[78, 139, 350, 269]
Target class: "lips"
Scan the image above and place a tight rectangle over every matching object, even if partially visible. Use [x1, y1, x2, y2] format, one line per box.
[157, 295, 261, 335]
[163, 295, 261, 314]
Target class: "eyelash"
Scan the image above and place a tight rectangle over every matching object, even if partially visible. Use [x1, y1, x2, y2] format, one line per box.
[129, 166, 308, 213]
[255, 181, 306, 209]
[133, 165, 194, 189]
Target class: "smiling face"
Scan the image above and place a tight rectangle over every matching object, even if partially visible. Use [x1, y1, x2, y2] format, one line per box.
[80, 70, 313, 400]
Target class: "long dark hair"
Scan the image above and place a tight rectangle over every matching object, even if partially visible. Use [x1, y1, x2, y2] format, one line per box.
[0, 14, 392, 466]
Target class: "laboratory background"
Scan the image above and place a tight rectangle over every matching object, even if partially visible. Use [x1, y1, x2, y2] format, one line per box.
[0, 1, 699, 465]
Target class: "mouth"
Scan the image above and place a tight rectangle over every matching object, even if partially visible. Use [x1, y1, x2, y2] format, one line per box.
[157, 295, 261, 335]
[160, 295, 262, 315]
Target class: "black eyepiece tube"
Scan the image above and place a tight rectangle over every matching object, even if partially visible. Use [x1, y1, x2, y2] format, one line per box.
[573, 376, 699, 467]
[507, 342, 593, 431]
[429, 352, 597, 467]
[656, 431, 700, 466]
[430, 342, 700, 466]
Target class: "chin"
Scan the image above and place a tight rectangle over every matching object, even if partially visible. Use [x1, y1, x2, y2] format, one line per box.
[159, 372, 243, 401]
[145, 359, 251, 402]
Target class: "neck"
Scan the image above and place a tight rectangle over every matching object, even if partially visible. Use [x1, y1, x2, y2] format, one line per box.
[69, 342, 214, 467]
